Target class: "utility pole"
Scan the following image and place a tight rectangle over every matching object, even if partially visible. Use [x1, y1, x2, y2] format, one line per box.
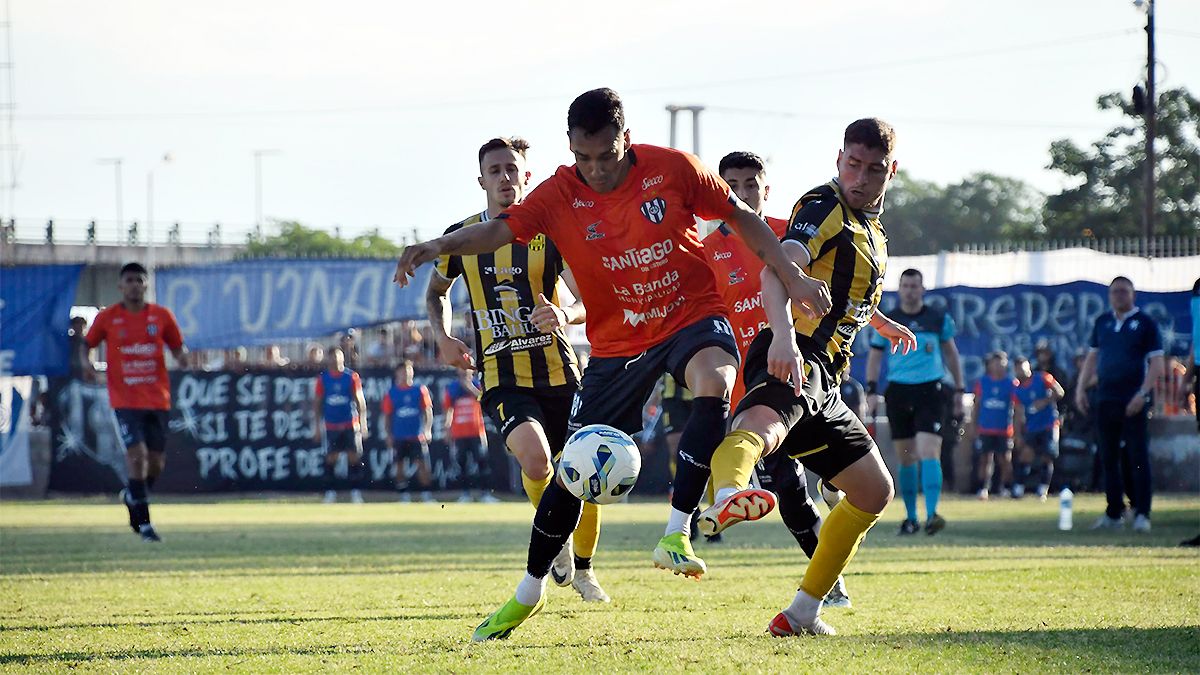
[1142, 0, 1156, 244]
[665, 105, 705, 155]
[253, 148, 281, 239]
[146, 153, 172, 299]
[98, 157, 123, 240]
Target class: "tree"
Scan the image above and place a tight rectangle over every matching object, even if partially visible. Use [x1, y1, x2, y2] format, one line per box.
[243, 221, 403, 258]
[1044, 87, 1200, 239]
[883, 171, 1044, 255]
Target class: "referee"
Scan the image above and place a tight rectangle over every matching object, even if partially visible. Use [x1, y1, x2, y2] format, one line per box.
[1076, 276, 1164, 533]
[866, 268, 964, 536]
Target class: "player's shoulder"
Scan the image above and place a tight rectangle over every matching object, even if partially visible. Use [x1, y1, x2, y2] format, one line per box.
[444, 212, 486, 236]
[789, 183, 842, 223]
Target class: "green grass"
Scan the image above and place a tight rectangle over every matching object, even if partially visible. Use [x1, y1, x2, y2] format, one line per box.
[1, 494, 1198, 673]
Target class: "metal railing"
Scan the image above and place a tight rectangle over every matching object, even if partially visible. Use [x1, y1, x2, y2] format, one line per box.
[952, 236, 1200, 258]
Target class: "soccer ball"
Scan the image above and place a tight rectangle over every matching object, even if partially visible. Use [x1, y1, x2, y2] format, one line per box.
[557, 424, 641, 505]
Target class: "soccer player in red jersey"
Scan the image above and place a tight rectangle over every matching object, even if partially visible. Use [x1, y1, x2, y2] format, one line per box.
[701, 151, 851, 607]
[395, 88, 832, 641]
[86, 262, 187, 542]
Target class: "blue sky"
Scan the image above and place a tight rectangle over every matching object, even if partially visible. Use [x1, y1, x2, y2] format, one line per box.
[10, 0, 1200, 244]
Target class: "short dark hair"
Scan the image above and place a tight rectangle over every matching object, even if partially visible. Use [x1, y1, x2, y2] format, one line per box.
[844, 118, 897, 156]
[120, 262, 148, 277]
[900, 268, 923, 283]
[398, 359, 414, 370]
[1013, 354, 1030, 365]
[986, 350, 1009, 363]
[718, 151, 766, 177]
[567, 88, 625, 135]
[1110, 276, 1134, 289]
[478, 137, 530, 165]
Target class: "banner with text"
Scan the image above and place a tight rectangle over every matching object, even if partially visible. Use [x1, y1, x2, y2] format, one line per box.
[849, 281, 1193, 387]
[0, 264, 83, 376]
[47, 367, 510, 493]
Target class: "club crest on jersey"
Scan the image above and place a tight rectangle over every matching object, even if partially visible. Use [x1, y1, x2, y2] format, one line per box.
[146, 324, 159, 336]
[528, 234, 546, 251]
[585, 221, 605, 240]
[728, 268, 746, 285]
[640, 197, 667, 224]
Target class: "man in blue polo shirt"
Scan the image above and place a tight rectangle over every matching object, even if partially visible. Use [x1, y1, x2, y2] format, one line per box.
[866, 268, 965, 536]
[1075, 277, 1164, 533]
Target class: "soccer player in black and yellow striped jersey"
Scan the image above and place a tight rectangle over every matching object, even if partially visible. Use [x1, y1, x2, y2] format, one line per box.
[701, 119, 918, 636]
[425, 137, 610, 603]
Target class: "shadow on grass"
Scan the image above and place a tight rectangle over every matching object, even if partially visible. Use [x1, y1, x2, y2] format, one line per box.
[0, 610, 470, 633]
[0, 626, 1195, 670]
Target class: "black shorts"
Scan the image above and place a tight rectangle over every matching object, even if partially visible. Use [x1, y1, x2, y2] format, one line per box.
[393, 438, 430, 463]
[884, 380, 944, 440]
[568, 315, 738, 435]
[452, 436, 486, 458]
[661, 399, 694, 434]
[114, 408, 169, 454]
[734, 330, 835, 430]
[324, 427, 362, 454]
[1023, 428, 1060, 459]
[481, 384, 575, 457]
[755, 446, 808, 497]
[973, 435, 1013, 456]
[774, 399, 876, 482]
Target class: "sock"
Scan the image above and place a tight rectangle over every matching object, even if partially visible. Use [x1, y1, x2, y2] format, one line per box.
[920, 458, 942, 518]
[798, 499, 880, 600]
[521, 471, 551, 508]
[127, 479, 150, 527]
[573, 500, 600, 561]
[666, 507, 694, 537]
[669, 397, 729, 515]
[1038, 462, 1053, 488]
[779, 495, 822, 559]
[898, 463, 919, 522]
[1012, 459, 1028, 490]
[351, 460, 367, 491]
[145, 474, 157, 491]
[709, 429, 765, 492]
[782, 588, 823, 628]
[573, 555, 592, 571]
[705, 480, 716, 508]
[514, 573, 546, 606]
[526, 480, 583, 578]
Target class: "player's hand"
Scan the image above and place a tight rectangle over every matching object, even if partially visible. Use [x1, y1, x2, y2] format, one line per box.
[767, 331, 806, 396]
[867, 393, 883, 418]
[1075, 388, 1089, 414]
[437, 335, 476, 370]
[531, 293, 569, 333]
[1125, 393, 1147, 417]
[781, 268, 832, 320]
[876, 317, 917, 355]
[393, 241, 443, 287]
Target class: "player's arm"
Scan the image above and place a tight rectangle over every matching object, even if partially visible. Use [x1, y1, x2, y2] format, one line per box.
[726, 203, 831, 320]
[969, 382, 981, 430]
[353, 374, 368, 437]
[1128, 319, 1166, 416]
[426, 270, 475, 370]
[162, 310, 189, 369]
[421, 387, 433, 441]
[442, 393, 454, 432]
[940, 337, 965, 415]
[1013, 392, 1026, 437]
[1046, 374, 1065, 404]
[866, 346, 884, 416]
[395, 219, 517, 287]
[380, 397, 394, 447]
[532, 269, 586, 333]
[1075, 350, 1098, 413]
[312, 379, 324, 442]
[759, 240, 812, 395]
[870, 309, 917, 354]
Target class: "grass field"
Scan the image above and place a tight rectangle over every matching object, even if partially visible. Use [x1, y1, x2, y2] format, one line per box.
[1, 493, 1198, 673]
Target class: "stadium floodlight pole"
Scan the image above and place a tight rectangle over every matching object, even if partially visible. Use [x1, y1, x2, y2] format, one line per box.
[1138, 0, 1157, 245]
[145, 152, 172, 300]
[253, 148, 281, 239]
[664, 105, 705, 155]
[97, 157, 123, 241]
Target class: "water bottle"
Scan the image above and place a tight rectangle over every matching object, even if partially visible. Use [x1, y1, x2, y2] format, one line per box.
[1058, 487, 1074, 531]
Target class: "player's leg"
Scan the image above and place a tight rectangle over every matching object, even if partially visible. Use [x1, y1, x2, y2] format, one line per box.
[321, 428, 340, 503]
[393, 439, 411, 502]
[1093, 401, 1126, 526]
[472, 435, 499, 502]
[348, 432, 366, 503]
[1035, 429, 1059, 500]
[915, 430, 944, 533]
[453, 439, 474, 502]
[1121, 406, 1152, 530]
[887, 384, 921, 533]
[145, 411, 168, 491]
[975, 440, 994, 500]
[115, 409, 158, 541]
[1010, 439, 1029, 498]
[770, 404, 889, 637]
[414, 442, 434, 501]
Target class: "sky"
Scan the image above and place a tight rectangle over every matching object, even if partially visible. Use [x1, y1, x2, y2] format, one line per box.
[8, 0, 1200, 245]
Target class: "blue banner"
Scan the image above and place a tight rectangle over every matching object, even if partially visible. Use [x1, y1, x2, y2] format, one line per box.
[849, 281, 1193, 387]
[156, 259, 451, 349]
[0, 264, 83, 376]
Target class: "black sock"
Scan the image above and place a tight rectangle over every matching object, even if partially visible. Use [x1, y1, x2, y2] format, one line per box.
[526, 480, 582, 578]
[127, 479, 150, 527]
[145, 475, 157, 491]
[1039, 462, 1053, 486]
[573, 555, 592, 570]
[669, 396, 729, 514]
[350, 460, 367, 491]
[779, 496, 822, 559]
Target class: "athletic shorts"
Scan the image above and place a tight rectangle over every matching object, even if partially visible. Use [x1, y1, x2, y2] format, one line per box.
[451, 435, 486, 459]
[973, 434, 1013, 455]
[568, 315, 738, 435]
[1023, 427, 1060, 459]
[114, 408, 169, 454]
[884, 380, 944, 440]
[481, 384, 575, 457]
[324, 427, 362, 455]
[661, 398, 694, 434]
[756, 446, 808, 497]
[393, 438, 430, 463]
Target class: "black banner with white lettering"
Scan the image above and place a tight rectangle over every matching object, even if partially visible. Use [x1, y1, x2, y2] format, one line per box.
[46, 367, 512, 493]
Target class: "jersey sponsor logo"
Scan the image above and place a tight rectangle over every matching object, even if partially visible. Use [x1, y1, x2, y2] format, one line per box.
[640, 197, 667, 224]
[484, 266, 523, 276]
[585, 221, 605, 240]
[713, 250, 732, 261]
[642, 175, 664, 190]
[484, 333, 555, 355]
[326, 394, 350, 406]
[792, 221, 820, 238]
[572, 198, 594, 209]
[612, 269, 680, 302]
[622, 295, 686, 327]
[494, 284, 520, 296]
[473, 306, 538, 339]
[836, 322, 857, 338]
[734, 294, 763, 314]
[117, 343, 157, 356]
[601, 239, 674, 272]
[728, 268, 746, 285]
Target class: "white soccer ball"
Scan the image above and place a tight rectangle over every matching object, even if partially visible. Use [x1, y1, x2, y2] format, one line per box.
[557, 424, 642, 505]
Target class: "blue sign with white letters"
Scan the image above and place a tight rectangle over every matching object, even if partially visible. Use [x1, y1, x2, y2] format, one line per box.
[0, 264, 83, 376]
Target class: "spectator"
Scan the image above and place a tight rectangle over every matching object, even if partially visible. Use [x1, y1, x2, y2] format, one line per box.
[1076, 276, 1164, 533]
[262, 344, 290, 369]
[970, 350, 1017, 500]
[399, 320, 427, 365]
[68, 316, 95, 382]
[366, 328, 391, 366]
[443, 371, 497, 503]
[306, 343, 325, 367]
[339, 330, 359, 369]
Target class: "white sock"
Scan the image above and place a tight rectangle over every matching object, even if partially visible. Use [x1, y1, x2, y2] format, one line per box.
[515, 573, 546, 606]
[665, 507, 692, 536]
[782, 588, 822, 627]
[714, 487, 739, 504]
